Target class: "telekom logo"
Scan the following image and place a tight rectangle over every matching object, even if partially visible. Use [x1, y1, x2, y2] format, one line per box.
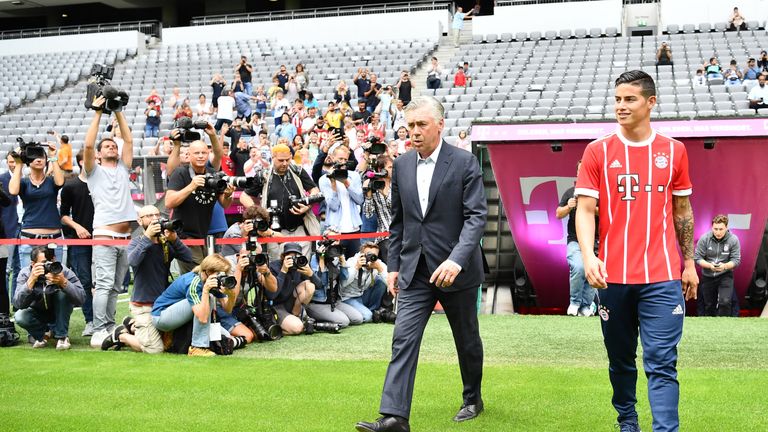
[617, 174, 640, 201]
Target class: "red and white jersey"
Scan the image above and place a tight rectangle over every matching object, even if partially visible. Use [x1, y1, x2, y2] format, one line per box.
[575, 128, 692, 285]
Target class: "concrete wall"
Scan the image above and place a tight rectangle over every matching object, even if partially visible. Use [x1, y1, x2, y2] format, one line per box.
[0, 31, 142, 56]
[472, 1, 622, 36]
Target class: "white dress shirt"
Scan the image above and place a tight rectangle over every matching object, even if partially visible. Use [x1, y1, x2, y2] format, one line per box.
[416, 142, 443, 217]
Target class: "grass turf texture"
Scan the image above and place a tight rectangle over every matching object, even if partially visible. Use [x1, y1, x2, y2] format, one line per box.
[1, 301, 767, 431]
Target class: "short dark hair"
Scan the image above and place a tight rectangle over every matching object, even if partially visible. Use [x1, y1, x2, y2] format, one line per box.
[76, 149, 84, 166]
[614, 70, 656, 98]
[712, 214, 729, 226]
[60, 135, 69, 144]
[96, 138, 116, 152]
[360, 241, 380, 252]
[30, 245, 52, 263]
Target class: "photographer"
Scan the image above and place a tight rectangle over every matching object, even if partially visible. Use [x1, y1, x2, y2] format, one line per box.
[319, 145, 364, 258]
[221, 205, 280, 258]
[306, 233, 363, 327]
[165, 122, 233, 274]
[234, 56, 254, 95]
[268, 242, 320, 335]
[100, 206, 193, 353]
[239, 144, 321, 259]
[362, 154, 394, 262]
[13, 246, 84, 350]
[83, 95, 137, 348]
[152, 254, 243, 357]
[9, 135, 65, 269]
[341, 242, 387, 323]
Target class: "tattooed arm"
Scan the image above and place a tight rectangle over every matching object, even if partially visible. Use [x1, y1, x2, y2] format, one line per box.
[673, 195, 698, 300]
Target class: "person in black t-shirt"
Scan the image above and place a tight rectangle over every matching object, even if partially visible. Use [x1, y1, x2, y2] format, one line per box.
[210, 73, 227, 113]
[352, 100, 372, 126]
[274, 64, 290, 91]
[395, 71, 414, 105]
[222, 122, 249, 176]
[240, 144, 320, 260]
[364, 74, 383, 113]
[556, 161, 598, 317]
[353, 68, 371, 98]
[165, 127, 233, 273]
[234, 56, 253, 95]
[59, 150, 96, 336]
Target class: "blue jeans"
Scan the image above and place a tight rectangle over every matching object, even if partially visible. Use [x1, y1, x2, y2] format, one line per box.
[153, 298, 210, 348]
[598, 281, 684, 432]
[144, 123, 159, 138]
[19, 242, 63, 270]
[566, 241, 595, 307]
[68, 246, 93, 323]
[361, 211, 378, 233]
[14, 290, 74, 339]
[7, 244, 20, 302]
[244, 82, 253, 96]
[91, 245, 129, 333]
[343, 276, 387, 322]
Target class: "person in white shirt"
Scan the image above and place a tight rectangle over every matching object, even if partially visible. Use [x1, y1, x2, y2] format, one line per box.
[194, 94, 212, 123]
[748, 74, 768, 112]
[215, 90, 235, 131]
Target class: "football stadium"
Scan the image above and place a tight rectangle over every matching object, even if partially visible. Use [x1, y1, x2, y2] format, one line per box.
[0, 1, 766, 431]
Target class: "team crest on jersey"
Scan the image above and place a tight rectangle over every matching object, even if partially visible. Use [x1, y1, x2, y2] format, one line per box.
[598, 305, 610, 321]
[653, 152, 669, 169]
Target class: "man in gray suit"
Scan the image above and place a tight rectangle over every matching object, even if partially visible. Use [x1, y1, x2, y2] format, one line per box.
[356, 96, 488, 432]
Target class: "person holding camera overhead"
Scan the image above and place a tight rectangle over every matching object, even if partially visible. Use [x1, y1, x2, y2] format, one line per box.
[319, 145, 364, 258]
[100, 205, 193, 353]
[9, 131, 65, 270]
[151, 254, 242, 357]
[14, 246, 84, 350]
[165, 120, 232, 274]
[239, 143, 321, 260]
[234, 55, 254, 95]
[82, 95, 138, 348]
[268, 242, 322, 335]
[341, 242, 388, 323]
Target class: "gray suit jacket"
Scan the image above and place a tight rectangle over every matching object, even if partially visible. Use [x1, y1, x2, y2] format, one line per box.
[388, 141, 487, 291]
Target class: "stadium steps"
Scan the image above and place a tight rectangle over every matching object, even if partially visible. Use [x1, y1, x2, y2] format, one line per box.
[410, 36, 458, 98]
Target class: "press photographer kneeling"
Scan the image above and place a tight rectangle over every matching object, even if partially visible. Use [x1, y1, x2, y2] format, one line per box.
[13, 246, 84, 350]
[306, 233, 363, 328]
[341, 242, 388, 323]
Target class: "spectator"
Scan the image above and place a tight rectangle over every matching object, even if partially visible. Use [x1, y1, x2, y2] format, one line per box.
[234, 90, 255, 122]
[275, 112, 298, 143]
[167, 87, 183, 110]
[234, 55, 254, 95]
[353, 99, 372, 126]
[744, 58, 762, 87]
[378, 85, 395, 129]
[319, 146, 364, 258]
[304, 90, 319, 112]
[341, 242, 387, 322]
[59, 150, 94, 336]
[13, 245, 84, 350]
[232, 73, 245, 95]
[271, 89, 291, 128]
[194, 94, 212, 122]
[289, 99, 306, 133]
[274, 64, 290, 90]
[224, 123, 249, 176]
[693, 68, 707, 87]
[392, 99, 406, 132]
[748, 74, 768, 111]
[364, 74, 383, 113]
[366, 113, 385, 141]
[723, 59, 744, 86]
[267, 242, 320, 335]
[210, 73, 226, 114]
[165, 126, 232, 274]
[302, 106, 320, 136]
[426, 57, 444, 92]
[656, 41, 673, 66]
[144, 100, 161, 138]
[704, 57, 723, 80]
[362, 154, 394, 261]
[695, 214, 741, 317]
[454, 65, 468, 87]
[394, 126, 410, 155]
[295, 63, 310, 101]
[55, 133, 73, 174]
[758, 50, 768, 72]
[101, 205, 193, 352]
[728, 7, 747, 31]
[462, 61, 474, 87]
[285, 75, 300, 103]
[254, 85, 268, 118]
[152, 254, 241, 357]
[145, 88, 163, 107]
[353, 68, 371, 99]
[9, 134, 65, 269]
[324, 101, 344, 131]
[334, 80, 352, 106]
[244, 146, 268, 177]
[454, 129, 471, 152]
[173, 100, 193, 121]
[215, 89, 235, 131]
[267, 77, 282, 105]
[0, 152, 20, 303]
[83, 96, 137, 348]
[307, 234, 361, 327]
[394, 71, 414, 105]
[249, 111, 267, 137]
[451, 6, 474, 47]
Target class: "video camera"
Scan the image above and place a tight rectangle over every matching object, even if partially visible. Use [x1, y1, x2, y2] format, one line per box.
[330, 161, 349, 181]
[362, 136, 387, 155]
[362, 168, 388, 192]
[316, 239, 344, 260]
[290, 193, 325, 207]
[84, 64, 128, 114]
[12, 137, 47, 165]
[172, 116, 209, 143]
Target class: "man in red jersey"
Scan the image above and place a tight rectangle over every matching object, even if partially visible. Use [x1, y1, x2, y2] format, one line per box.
[575, 70, 698, 432]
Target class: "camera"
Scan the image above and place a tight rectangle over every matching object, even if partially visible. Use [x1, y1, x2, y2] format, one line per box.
[226, 176, 259, 190]
[290, 193, 325, 207]
[248, 253, 269, 267]
[157, 218, 183, 233]
[237, 305, 282, 342]
[316, 239, 344, 259]
[173, 116, 209, 143]
[330, 162, 349, 181]
[203, 172, 228, 193]
[364, 252, 379, 265]
[372, 308, 397, 324]
[302, 316, 341, 335]
[362, 167, 388, 192]
[12, 137, 46, 165]
[43, 261, 63, 275]
[210, 273, 237, 295]
[84, 64, 128, 114]
[362, 136, 387, 155]
[245, 218, 270, 232]
[267, 200, 282, 231]
[291, 255, 309, 269]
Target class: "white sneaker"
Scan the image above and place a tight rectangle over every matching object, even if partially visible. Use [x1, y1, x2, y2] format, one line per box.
[82, 322, 95, 337]
[90, 329, 109, 348]
[56, 337, 71, 350]
[32, 339, 47, 348]
[578, 306, 594, 317]
[567, 304, 579, 316]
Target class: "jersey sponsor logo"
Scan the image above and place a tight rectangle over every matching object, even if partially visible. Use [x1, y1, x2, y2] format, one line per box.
[609, 159, 622, 169]
[653, 152, 670, 169]
[616, 173, 667, 201]
[672, 304, 684, 315]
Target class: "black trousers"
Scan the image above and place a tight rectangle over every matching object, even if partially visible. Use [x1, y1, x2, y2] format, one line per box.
[379, 255, 483, 419]
[700, 272, 734, 316]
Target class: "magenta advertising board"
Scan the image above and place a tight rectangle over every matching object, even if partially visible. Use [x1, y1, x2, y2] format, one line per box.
[476, 119, 768, 310]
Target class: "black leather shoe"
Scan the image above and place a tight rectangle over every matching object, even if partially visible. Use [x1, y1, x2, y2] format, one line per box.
[355, 416, 410, 432]
[453, 400, 484, 422]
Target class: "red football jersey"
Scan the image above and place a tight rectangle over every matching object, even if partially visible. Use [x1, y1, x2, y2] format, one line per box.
[575, 129, 692, 284]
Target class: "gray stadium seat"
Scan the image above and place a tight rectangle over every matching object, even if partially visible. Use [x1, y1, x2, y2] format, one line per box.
[667, 24, 680, 34]
[682, 24, 696, 34]
[698, 23, 712, 33]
